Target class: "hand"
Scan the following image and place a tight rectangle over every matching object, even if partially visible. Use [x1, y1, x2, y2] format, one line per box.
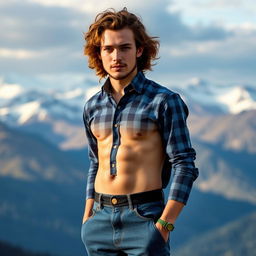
[82, 216, 89, 225]
[82, 209, 94, 224]
[82, 199, 95, 224]
[155, 221, 170, 242]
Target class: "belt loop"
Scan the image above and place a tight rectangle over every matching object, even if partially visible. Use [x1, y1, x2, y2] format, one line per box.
[98, 193, 103, 209]
[127, 194, 133, 210]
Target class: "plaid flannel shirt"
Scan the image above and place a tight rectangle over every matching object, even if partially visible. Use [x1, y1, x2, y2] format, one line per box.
[83, 72, 199, 204]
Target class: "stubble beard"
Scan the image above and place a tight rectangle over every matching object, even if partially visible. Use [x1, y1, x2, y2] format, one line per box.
[108, 63, 137, 81]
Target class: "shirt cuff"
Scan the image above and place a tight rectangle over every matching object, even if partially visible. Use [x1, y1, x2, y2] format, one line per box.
[86, 189, 95, 200]
[168, 168, 198, 204]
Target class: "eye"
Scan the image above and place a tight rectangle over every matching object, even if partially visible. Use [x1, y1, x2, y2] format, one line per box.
[121, 46, 131, 51]
[102, 46, 113, 52]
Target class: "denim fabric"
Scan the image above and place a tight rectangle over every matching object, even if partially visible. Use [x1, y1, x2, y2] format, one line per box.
[81, 201, 170, 256]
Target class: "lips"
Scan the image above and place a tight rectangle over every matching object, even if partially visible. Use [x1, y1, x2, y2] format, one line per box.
[111, 64, 126, 69]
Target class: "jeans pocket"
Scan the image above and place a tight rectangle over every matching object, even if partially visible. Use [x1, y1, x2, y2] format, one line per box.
[82, 210, 96, 225]
[133, 207, 152, 220]
[151, 221, 168, 244]
[133, 201, 164, 222]
[82, 202, 100, 225]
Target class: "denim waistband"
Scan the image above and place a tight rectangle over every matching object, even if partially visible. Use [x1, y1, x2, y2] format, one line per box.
[94, 189, 164, 207]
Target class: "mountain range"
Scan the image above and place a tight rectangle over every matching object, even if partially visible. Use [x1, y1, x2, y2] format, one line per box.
[189, 110, 256, 153]
[1, 77, 256, 151]
[3, 208, 255, 256]
[1, 77, 256, 126]
[0, 239, 56, 256]
[178, 78, 256, 115]
[1, 78, 256, 204]
[175, 211, 256, 256]
[1, 76, 256, 255]
[1, 121, 256, 255]
[0, 122, 88, 256]
[0, 122, 85, 183]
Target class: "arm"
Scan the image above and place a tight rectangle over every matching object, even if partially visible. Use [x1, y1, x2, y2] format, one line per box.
[156, 200, 184, 241]
[82, 108, 98, 223]
[82, 198, 94, 224]
[157, 93, 199, 240]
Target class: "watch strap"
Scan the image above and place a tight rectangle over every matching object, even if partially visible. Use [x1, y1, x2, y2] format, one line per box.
[157, 218, 175, 232]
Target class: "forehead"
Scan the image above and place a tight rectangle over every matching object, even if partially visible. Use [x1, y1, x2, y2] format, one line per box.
[101, 28, 136, 46]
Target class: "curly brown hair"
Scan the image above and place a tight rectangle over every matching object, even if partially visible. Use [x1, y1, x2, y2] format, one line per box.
[84, 8, 160, 79]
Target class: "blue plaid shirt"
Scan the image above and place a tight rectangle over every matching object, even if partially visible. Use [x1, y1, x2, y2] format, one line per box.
[83, 72, 199, 204]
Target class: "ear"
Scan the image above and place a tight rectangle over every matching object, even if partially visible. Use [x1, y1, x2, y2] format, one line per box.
[136, 47, 143, 58]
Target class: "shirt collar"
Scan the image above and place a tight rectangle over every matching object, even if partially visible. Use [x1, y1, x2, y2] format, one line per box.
[101, 71, 146, 96]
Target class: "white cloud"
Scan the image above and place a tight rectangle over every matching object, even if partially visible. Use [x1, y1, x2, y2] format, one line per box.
[226, 22, 256, 33]
[0, 83, 23, 99]
[0, 48, 41, 59]
[26, 0, 161, 14]
[0, 46, 78, 60]
[162, 30, 256, 59]
[168, 0, 256, 28]
[0, 0, 256, 85]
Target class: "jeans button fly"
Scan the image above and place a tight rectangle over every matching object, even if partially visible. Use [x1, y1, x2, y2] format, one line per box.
[111, 197, 118, 205]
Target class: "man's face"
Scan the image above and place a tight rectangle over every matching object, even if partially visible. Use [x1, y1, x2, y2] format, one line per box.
[100, 28, 143, 81]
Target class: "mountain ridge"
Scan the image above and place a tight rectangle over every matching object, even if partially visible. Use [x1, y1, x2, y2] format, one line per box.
[193, 138, 256, 204]
[1, 77, 256, 128]
[0, 121, 87, 183]
[175, 210, 256, 256]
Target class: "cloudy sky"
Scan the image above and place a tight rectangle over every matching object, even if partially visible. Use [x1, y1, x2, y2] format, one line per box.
[1, 0, 256, 88]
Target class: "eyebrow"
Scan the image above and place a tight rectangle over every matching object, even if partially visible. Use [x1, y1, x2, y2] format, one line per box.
[101, 43, 133, 48]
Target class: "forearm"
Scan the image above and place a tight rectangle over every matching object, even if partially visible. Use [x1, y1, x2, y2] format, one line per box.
[155, 199, 184, 242]
[160, 199, 184, 224]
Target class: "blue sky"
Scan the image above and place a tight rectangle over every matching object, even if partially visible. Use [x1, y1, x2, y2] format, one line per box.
[0, 0, 256, 87]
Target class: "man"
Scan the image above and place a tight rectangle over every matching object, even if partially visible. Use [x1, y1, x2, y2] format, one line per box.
[81, 8, 199, 256]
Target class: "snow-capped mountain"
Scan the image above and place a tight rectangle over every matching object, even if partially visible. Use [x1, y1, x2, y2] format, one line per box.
[0, 81, 100, 126]
[0, 88, 81, 125]
[1, 77, 256, 128]
[179, 78, 256, 114]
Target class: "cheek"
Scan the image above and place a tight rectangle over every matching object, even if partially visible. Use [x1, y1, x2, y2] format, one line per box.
[101, 56, 110, 67]
[129, 54, 137, 64]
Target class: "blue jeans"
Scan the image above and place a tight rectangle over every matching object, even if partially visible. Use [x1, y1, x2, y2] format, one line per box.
[81, 200, 170, 256]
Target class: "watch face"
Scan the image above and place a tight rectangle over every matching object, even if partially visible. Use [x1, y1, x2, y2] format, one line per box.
[166, 223, 174, 231]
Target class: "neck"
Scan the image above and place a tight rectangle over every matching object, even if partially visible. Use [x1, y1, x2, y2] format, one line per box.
[109, 66, 138, 96]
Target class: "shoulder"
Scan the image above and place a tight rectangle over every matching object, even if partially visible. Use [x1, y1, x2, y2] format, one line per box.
[144, 77, 180, 100]
[84, 89, 102, 111]
[144, 77, 188, 113]
[83, 89, 102, 122]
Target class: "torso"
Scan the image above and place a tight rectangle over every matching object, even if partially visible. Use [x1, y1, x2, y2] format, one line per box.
[93, 92, 165, 195]
[94, 124, 165, 195]
[84, 72, 177, 196]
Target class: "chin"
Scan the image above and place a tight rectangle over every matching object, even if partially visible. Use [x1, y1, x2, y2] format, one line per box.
[110, 72, 129, 81]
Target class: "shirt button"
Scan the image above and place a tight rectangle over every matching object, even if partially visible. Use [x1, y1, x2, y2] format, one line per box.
[114, 124, 119, 127]
[112, 163, 115, 168]
[113, 145, 117, 149]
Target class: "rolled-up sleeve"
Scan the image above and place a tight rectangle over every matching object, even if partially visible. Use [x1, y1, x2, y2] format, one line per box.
[160, 93, 199, 204]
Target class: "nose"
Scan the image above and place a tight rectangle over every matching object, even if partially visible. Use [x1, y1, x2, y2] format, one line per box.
[112, 48, 121, 62]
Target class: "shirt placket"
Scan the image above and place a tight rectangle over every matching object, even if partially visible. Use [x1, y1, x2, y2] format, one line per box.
[108, 93, 129, 176]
